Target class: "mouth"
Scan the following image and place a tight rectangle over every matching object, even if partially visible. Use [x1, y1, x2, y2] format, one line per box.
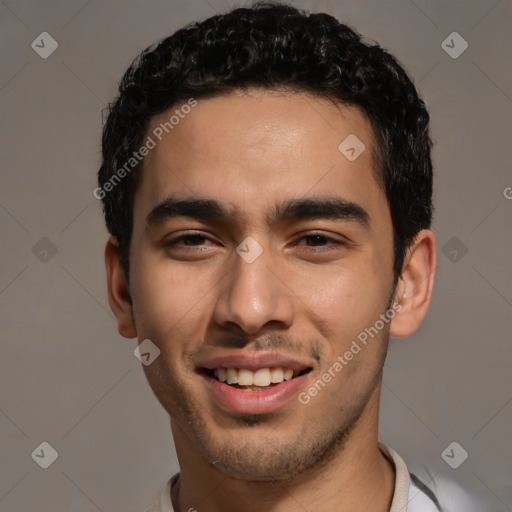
[201, 366, 313, 391]
[199, 365, 314, 414]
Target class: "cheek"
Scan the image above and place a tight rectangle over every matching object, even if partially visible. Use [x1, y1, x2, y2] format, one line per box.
[298, 259, 391, 345]
[130, 256, 214, 345]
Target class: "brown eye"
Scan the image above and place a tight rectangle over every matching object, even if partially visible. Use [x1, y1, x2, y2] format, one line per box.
[170, 234, 211, 246]
[164, 231, 217, 249]
[295, 233, 347, 250]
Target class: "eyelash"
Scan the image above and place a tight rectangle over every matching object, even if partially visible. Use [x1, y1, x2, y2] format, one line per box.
[164, 232, 347, 252]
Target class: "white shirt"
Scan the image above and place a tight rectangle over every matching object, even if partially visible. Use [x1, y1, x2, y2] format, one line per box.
[144, 443, 464, 511]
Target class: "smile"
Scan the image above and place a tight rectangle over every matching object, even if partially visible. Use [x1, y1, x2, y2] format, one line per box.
[200, 366, 313, 414]
[204, 366, 311, 390]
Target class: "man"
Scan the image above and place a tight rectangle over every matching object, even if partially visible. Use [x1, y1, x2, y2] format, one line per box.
[97, 2, 454, 510]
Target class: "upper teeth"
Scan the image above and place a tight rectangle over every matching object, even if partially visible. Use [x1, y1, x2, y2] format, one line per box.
[214, 367, 295, 386]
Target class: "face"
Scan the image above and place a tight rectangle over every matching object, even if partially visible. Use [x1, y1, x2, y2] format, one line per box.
[126, 90, 397, 480]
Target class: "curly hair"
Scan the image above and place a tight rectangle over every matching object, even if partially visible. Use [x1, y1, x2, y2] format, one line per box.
[98, 1, 433, 282]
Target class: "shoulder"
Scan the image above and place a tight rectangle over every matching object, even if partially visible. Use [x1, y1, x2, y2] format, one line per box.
[381, 443, 485, 512]
[381, 443, 484, 512]
[411, 469, 487, 512]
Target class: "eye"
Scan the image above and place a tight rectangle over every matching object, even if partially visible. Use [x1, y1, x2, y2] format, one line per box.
[294, 233, 347, 251]
[164, 232, 216, 248]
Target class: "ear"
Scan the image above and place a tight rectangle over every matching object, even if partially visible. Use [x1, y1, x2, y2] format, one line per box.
[389, 229, 436, 338]
[105, 236, 137, 339]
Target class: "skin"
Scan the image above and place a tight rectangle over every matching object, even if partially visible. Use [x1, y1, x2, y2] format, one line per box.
[105, 89, 436, 512]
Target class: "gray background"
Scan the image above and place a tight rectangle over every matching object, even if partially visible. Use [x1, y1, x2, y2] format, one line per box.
[1, 0, 511, 510]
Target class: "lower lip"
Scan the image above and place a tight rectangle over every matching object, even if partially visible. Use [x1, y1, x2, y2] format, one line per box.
[201, 372, 311, 414]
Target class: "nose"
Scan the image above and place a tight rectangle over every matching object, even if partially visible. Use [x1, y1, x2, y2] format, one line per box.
[212, 244, 295, 335]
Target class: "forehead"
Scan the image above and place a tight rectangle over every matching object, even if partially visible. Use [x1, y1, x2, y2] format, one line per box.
[133, 89, 389, 232]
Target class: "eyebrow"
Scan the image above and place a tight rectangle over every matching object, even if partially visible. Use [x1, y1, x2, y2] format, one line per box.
[146, 195, 370, 230]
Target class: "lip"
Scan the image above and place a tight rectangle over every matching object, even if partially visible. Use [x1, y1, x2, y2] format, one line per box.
[196, 352, 312, 372]
[201, 370, 312, 414]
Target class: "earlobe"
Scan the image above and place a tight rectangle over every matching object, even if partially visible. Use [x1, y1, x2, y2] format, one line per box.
[104, 236, 137, 339]
[389, 230, 437, 338]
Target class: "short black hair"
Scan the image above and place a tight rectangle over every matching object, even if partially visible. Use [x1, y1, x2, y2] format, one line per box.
[98, 1, 433, 283]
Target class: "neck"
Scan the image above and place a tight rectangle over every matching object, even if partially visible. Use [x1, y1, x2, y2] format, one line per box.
[170, 387, 395, 512]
